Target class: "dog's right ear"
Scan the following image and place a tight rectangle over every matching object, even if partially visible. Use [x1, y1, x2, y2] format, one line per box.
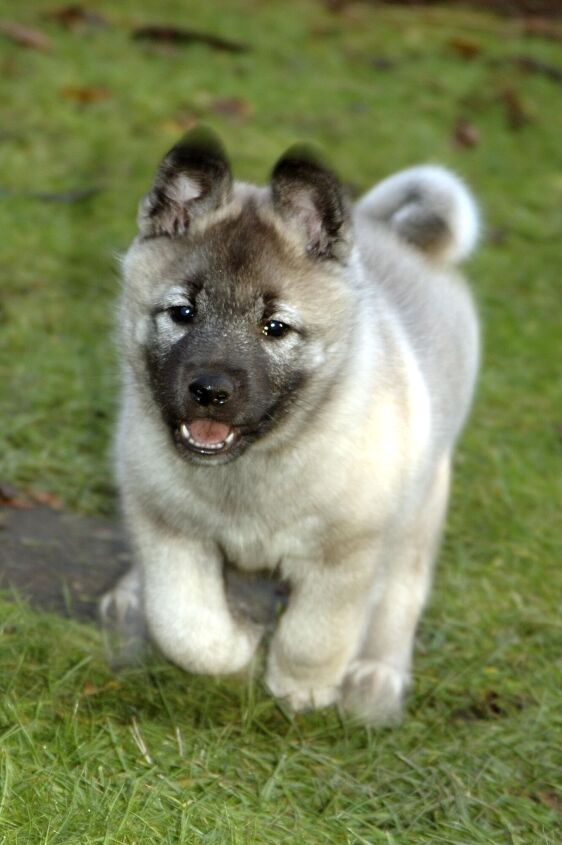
[138, 127, 233, 238]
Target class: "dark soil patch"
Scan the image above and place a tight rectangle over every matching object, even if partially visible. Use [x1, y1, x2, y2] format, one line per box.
[0, 504, 131, 620]
[0, 502, 283, 625]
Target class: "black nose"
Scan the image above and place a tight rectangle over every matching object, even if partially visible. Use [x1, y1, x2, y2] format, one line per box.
[189, 374, 235, 407]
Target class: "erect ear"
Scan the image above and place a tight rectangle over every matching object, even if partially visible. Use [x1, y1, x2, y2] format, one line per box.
[270, 145, 351, 260]
[138, 127, 233, 238]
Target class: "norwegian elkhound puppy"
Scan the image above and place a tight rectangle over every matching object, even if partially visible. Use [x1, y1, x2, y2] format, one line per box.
[101, 127, 479, 724]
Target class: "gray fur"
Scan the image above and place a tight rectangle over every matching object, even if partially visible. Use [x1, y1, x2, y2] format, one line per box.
[102, 131, 479, 725]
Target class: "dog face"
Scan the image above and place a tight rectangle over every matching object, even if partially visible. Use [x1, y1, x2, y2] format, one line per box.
[120, 129, 358, 464]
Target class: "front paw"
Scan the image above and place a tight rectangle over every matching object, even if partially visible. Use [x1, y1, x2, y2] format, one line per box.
[99, 568, 146, 666]
[100, 568, 143, 628]
[342, 659, 409, 726]
[265, 650, 341, 712]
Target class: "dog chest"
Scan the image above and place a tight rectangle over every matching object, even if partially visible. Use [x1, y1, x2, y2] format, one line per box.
[215, 512, 323, 573]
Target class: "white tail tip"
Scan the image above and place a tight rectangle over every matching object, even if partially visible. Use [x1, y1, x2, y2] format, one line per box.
[357, 165, 480, 264]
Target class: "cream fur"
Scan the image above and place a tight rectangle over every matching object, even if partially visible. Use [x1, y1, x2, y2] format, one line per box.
[102, 162, 480, 726]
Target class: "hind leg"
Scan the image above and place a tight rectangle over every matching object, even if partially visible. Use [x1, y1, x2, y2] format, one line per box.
[342, 455, 451, 725]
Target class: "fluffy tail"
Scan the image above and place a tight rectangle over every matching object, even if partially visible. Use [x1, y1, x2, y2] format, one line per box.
[356, 165, 479, 264]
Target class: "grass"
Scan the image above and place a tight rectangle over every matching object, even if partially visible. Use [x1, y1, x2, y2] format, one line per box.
[0, 0, 561, 842]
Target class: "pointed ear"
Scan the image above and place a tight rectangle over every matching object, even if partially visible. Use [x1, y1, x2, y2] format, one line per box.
[138, 127, 233, 238]
[270, 145, 351, 260]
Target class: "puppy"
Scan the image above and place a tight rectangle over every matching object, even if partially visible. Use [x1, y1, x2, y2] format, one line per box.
[101, 128, 479, 724]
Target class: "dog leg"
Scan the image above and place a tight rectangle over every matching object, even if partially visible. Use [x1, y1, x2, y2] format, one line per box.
[265, 548, 377, 712]
[131, 515, 263, 675]
[100, 565, 143, 628]
[100, 565, 146, 666]
[342, 456, 451, 725]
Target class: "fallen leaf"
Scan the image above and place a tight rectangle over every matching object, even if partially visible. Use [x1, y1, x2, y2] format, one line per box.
[132, 24, 248, 53]
[81, 679, 120, 696]
[452, 119, 479, 149]
[535, 791, 562, 814]
[0, 483, 33, 509]
[0, 19, 51, 50]
[61, 85, 111, 104]
[323, 0, 349, 12]
[452, 690, 525, 722]
[29, 490, 64, 509]
[514, 55, 562, 84]
[358, 0, 561, 15]
[499, 87, 530, 130]
[370, 56, 397, 71]
[522, 17, 562, 41]
[210, 97, 254, 121]
[46, 4, 107, 30]
[448, 36, 482, 60]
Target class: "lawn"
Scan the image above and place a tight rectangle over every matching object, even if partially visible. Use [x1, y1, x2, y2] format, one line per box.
[0, 0, 561, 842]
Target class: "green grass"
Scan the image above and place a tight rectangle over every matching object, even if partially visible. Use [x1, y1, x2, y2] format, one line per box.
[1, 1, 561, 842]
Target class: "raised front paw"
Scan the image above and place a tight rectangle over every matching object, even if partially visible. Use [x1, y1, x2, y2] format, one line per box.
[342, 659, 409, 726]
[265, 649, 341, 712]
[100, 568, 143, 627]
[99, 568, 146, 666]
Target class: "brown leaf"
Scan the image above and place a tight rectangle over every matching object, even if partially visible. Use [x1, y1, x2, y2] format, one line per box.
[210, 97, 254, 121]
[132, 25, 248, 53]
[0, 483, 33, 509]
[29, 489, 64, 509]
[499, 87, 530, 130]
[370, 56, 397, 71]
[61, 85, 111, 104]
[452, 119, 480, 149]
[514, 55, 562, 84]
[535, 791, 562, 814]
[448, 36, 482, 60]
[452, 690, 525, 722]
[522, 17, 562, 42]
[0, 19, 51, 50]
[46, 5, 107, 31]
[323, 0, 349, 11]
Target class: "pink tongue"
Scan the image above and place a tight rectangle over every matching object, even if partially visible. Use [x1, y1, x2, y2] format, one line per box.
[188, 420, 231, 445]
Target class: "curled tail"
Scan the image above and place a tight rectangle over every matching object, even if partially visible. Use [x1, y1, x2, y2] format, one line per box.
[356, 165, 479, 264]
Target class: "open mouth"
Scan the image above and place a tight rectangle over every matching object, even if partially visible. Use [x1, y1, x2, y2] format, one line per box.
[177, 419, 241, 456]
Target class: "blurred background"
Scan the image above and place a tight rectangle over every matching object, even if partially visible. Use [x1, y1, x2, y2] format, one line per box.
[0, 3, 561, 843]
[0, 0, 560, 515]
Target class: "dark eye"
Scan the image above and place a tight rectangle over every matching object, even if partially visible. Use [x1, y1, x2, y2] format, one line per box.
[262, 319, 290, 339]
[169, 305, 195, 324]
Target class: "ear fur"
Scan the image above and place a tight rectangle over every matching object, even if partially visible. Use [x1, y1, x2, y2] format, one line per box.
[138, 127, 232, 238]
[270, 145, 351, 261]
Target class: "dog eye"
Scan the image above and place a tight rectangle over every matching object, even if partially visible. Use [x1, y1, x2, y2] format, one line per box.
[169, 305, 195, 324]
[262, 319, 290, 339]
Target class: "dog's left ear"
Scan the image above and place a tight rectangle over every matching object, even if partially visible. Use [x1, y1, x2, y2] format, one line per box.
[270, 146, 351, 261]
[138, 127, 232, 238]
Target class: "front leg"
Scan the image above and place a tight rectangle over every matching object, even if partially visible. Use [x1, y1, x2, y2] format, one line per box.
[265, 544, 377, 712]
[129, 509, 263, 675]
[342, 457, 451, 725]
